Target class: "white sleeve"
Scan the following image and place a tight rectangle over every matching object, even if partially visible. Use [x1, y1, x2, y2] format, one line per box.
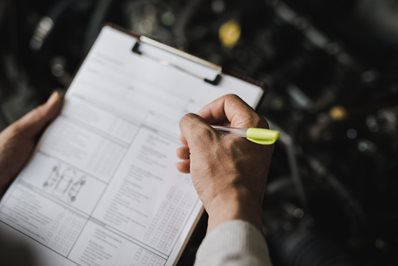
[194, 220, 272, 266]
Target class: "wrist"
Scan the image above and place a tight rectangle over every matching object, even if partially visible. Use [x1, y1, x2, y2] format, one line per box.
[206, 186, 263, 232]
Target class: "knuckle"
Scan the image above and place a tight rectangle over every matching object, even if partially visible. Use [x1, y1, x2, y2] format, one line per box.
[179, 113, 193, 129]
[258, 116, 269, 128]
[225, 94, 241, 102]
[180, 113, 217, 141]
[180, 114, 203, 136]
[246, 113, 268, 128]
[180, 113, 196, 126]
[251, 115, 262, 127]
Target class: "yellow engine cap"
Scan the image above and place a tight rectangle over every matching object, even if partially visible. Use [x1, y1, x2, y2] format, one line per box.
[219, 19, 241, 48]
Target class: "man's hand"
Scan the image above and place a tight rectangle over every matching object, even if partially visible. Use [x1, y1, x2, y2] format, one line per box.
[0, 91, 62, 195]
[177, 94, 273, 232]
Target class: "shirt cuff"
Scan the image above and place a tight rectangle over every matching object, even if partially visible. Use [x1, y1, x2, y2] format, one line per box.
[194, 220, 272, 266]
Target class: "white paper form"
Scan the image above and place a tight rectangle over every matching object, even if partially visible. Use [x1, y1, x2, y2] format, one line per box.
[0, 26, 264, 266]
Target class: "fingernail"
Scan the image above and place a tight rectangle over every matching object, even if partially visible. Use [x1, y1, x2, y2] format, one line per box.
[55, 89, 66, 98]
[47, 91, 60, 105]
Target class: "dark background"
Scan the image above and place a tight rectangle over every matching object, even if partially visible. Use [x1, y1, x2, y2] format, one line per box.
[1, 0, 398, 265]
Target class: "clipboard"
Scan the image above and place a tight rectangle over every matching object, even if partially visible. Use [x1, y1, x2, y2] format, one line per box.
[81, 24, 269, 265]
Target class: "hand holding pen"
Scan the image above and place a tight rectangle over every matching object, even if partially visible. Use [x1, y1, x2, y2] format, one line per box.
[177, 94, 275, 232]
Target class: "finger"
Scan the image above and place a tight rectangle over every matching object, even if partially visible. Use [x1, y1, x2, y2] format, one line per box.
[179, 113, 218, 148]
[176, 146, 190, 160]
[12, 91, 63, 137]
[176, 160, 190, 173]
[199, 94, 266, 128]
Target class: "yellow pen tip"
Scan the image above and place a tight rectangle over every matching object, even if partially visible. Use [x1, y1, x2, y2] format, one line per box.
[246, 128, 280, 145]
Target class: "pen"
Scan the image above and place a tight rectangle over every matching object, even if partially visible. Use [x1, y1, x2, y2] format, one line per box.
[211, 125, 280, 145]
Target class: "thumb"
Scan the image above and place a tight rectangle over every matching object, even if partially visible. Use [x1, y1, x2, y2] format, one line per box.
[12, 91, 63, 137]
[179, 113, 218, 149]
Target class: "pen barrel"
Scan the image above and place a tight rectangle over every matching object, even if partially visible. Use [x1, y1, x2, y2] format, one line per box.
[211, 125, 247, 137]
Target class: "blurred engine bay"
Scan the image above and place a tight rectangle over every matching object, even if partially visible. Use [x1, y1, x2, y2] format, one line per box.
[1, 0, 398, 265]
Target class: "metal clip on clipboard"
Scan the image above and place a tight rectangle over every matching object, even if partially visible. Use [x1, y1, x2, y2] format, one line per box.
[132, 36, 223, 86]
